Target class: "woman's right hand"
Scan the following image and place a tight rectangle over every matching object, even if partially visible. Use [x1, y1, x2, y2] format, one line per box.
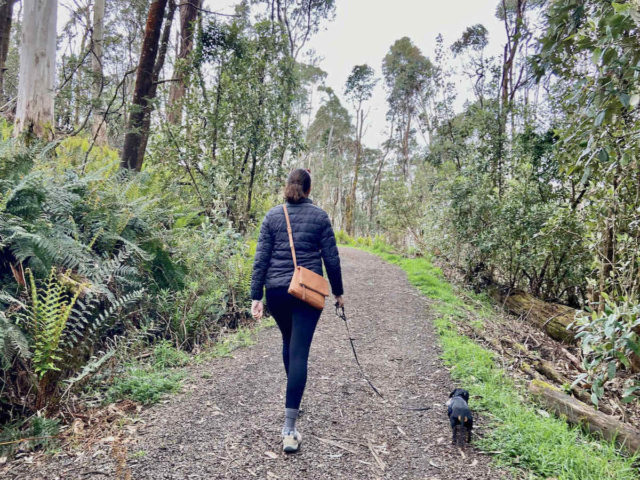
[251, 300, 264, 320]
[334, 295, 344, 308]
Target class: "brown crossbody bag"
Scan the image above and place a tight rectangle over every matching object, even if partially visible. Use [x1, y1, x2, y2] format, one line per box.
[283, 204, 330, 310]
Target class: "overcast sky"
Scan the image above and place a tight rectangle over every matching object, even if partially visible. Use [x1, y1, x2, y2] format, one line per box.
[305, 0, 508, 146]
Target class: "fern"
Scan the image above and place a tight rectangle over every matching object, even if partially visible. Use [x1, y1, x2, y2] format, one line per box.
[27, 268, 86, 377]
[0, 295, 31, 369]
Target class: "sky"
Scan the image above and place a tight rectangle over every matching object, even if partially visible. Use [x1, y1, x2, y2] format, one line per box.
[305, 0, 508, 146]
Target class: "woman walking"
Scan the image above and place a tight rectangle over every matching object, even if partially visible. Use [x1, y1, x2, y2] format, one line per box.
[250, 168, 344, 453]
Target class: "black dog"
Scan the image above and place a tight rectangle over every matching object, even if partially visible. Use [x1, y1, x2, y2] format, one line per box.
[446, 388, 473, 447]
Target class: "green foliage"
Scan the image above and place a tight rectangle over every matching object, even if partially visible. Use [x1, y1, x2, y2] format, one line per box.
[0, 138, 248, 417]
[154, 218, 253, 348]
[152, 340, 190, 369]
[534, 0, 640, 302]
[573, 299, 640, 406]
[27, 267, 84, 378]
[0, 293, 30, 370]
[363, 243, 638, 479]
[344, 64, 377, 105]
[107, 367, 183, 405]
[0, 415, 60, 458]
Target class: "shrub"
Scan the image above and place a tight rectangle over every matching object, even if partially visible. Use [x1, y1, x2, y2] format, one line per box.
[573, 298, 640, 406]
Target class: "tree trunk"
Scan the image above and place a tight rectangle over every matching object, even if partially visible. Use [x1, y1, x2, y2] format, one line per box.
[167, 0, 201, 125]
[14, 0, 57, 139]
[529, 380, 640, 454]
[91, 0, 108, 145]
[488, 286, 577, 343]
[135, 0, 176, 169]
[345, 109, 363, 236]
[120, 0, 168, 171]
[0, 0, 16, 101]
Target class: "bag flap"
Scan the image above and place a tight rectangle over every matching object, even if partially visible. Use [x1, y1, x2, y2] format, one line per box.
[297, 266, 329, 297]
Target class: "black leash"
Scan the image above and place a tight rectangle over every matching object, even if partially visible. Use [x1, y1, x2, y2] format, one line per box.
[335, 304, 384, 398]
[335, 303, 432, 411]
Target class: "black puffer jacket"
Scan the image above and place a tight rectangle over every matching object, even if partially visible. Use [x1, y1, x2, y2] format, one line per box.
[251, 198, 343, 301]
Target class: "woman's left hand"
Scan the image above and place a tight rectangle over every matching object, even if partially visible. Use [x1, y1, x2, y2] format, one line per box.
[251, 300, 264, 320]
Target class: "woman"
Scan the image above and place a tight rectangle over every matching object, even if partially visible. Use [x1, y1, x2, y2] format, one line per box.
[250, 168, 344, 453]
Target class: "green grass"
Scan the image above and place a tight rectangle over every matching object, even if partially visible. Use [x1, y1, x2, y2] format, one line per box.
[107, 367, 184, 405]
[340, 239, 639, 480]
[152, 340, 191, 369]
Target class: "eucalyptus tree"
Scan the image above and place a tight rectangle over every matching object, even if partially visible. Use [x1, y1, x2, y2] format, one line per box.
[343, 64, 377, 235]
[167, 0, 202, 125]
[382, 37, 433, 181]
[306, 86, 353, 225]
[0, 0, 17, 102]
[14, 0, 58, 139]
[91, 0, 108, 144]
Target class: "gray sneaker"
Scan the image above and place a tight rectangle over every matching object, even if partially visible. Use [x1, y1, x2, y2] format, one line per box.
[282, 430, 302, 453]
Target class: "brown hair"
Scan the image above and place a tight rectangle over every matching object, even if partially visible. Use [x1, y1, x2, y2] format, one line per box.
[284, 168, 311, 203]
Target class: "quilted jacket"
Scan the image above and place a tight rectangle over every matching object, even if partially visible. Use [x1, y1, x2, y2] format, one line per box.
[250, 198, 343, 300]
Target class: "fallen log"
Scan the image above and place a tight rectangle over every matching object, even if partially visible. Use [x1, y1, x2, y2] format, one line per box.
[529, 380, 640, 453]
[488, 287, 576, 344]
[527, 360, 614, 415]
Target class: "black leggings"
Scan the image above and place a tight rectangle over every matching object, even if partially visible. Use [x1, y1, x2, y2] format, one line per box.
[266, 287, 322, 409]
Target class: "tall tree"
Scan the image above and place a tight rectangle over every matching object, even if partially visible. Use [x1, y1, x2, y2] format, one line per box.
[14, 0, 57, 139]
[382, 37, 433, 180]
[0, 0, 16, 102]
[121, 0, 168, 171]
[136, 0, 176, 169]
[91, 0, 108, 144]
[343, 64, 377, 235]
[167, 0, 201, 125]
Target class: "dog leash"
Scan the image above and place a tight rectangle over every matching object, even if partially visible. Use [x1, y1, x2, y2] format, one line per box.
[335, 304, 384, 398]
[334, 304, 431, 411]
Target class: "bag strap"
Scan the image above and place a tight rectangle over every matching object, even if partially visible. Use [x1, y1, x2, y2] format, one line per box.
[282, 204, 297, 269]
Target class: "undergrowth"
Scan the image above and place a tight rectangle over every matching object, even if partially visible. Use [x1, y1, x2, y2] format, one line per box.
[105, 318, 276, 406]
[339, 237, 639, 480]
[0, 416, 61, 458]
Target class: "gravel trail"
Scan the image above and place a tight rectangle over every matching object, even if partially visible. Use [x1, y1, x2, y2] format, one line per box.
[8, 247, 509, 480]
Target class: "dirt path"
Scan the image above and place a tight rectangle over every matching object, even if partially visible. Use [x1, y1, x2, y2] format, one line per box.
[10, 247, 509, 480]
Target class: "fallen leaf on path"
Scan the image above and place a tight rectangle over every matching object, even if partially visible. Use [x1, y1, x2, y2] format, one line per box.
[265, 451, 278, 459]
[429, 460, 443, 469]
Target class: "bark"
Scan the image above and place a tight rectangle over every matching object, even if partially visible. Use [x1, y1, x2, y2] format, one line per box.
[121, 0, 168, 171]
[14, 0, 57, 139]
[211, 66, 224, 161]
[167, 0, 201, 125]
[529, 380, 640, 454]
[0, 0, 16, 101]
[135, 0, 176, 169]
[488, 286, 577, 343]
[345, 109, 363, 236]
[90, 0, 107, 144]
